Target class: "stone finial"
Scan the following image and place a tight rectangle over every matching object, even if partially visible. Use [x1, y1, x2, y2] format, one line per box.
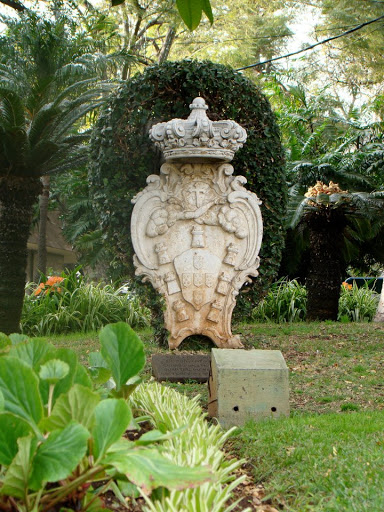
[149, 97, 247, 163]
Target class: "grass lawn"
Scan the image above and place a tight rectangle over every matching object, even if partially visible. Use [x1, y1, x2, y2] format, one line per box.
[42, 321, 384, 512]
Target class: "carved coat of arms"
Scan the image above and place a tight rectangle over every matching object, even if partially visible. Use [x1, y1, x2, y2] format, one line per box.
[131, 98, 263, 349]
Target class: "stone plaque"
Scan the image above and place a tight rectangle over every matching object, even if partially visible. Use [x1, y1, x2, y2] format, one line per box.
[152, 354, 211, 382]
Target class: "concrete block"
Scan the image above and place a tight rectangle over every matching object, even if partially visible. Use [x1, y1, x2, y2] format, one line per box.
[208, 349, 289, 428]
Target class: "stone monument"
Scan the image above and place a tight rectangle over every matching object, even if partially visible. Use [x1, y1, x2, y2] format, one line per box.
[131, 97, 263, 349]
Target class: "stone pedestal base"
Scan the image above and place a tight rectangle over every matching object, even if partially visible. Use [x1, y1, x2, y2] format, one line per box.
[208, 349, 289, 428]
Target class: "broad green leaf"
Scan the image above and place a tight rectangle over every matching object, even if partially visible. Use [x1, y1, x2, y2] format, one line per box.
[113, 375, 142, 399]
[40, 348, 78, 405]
[104, 447, 212, 494]
[201, 0, 213, 24]
[0, 389, 3, 411]
[89, 351, 111, 385]
[134, 427, 185, 446]
[0, 357, 43, 433]
[52, 349, 78, 400]
[176, 0, 202, 30]
[40, 384, 100, 431]
[29, 422, 90, 490]
[0, 333, 11, 354]
[73, 363, 92, 388]
[92, 398, 132, 461]
[99, 323, 145, 391]
[117, 478, 140, 498]
[9, 338, 55, 372]
[9, 333, 30, 345]
[39, 359, 69, 384]
[0, 413, 32, 465]
[1, 435, 37, 499]
[89, 366, 112, 386]
[89, 351, 109, 368]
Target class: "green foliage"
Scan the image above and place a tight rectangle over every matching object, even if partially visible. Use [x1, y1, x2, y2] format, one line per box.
[112, 0, 212, 31]
[338, 283, 379, 322]
[21, 268, 150, 336]
[89, 60, 287, 325]
[176, 0, 213, 30]
[251, 279, 380, 323]
[252, 278, 307, 323]
[0, 322, 212, 511]
[132, 382, 249, 512]
[99, 323, 145, 393]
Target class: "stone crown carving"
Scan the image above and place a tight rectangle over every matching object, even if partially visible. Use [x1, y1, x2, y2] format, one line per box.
[149, 97, 247, 163]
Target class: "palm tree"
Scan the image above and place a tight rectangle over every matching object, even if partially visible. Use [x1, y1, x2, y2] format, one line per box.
[288, 181, 384, 320]
[270, 79, 384, 319]
[0, 11, 114, 334]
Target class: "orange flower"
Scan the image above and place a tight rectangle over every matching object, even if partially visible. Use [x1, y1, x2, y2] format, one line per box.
[45, 276, 64, 286]
[342, 282, 352, 290]
[34, 283, 45, 296]
[34, 276, 64, 297]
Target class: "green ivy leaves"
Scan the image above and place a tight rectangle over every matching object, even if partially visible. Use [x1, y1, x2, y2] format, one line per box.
[90, 61, 287, 320]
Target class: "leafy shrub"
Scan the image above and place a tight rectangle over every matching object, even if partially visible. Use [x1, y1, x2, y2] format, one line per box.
[252, 278, 307, 322]
[89, 60, 287, 325]
[132, 383, 249, 512]
[0, 323, 211, 511]
[252, 279, 379, 323]
[21, 269, 150, 336]
[338, 282, 379, 322]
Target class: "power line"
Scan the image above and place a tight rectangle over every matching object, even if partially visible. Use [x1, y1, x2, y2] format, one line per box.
[175, 22, 367, 47]
[235, 14, 384, 71]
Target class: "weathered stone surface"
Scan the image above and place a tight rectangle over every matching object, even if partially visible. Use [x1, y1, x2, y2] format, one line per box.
[152, 354, 211, 382]
[208, 349, 290, 428]
[131, 98, 263, 349]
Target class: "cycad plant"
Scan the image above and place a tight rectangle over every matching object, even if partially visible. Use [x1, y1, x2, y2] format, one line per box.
[0, 10, 115, 334]
[288, 181, 384, 320]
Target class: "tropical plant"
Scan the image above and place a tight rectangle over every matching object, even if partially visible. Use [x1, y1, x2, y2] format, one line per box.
[22, 268, 150, 336]
[0, 322, 212, 511]
[338, 282, 379, 322]
[132, 382, 251, 512]
[252, 278, 307, 323]
[0, 9, 115, 334]
[288, 181, 384, 320]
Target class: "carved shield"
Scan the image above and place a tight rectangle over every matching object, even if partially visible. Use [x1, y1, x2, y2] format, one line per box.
[182, 274, 192, 287]
[205, 274, 215, 288]
[194, 274, 204, 287]
[174, 249, 221, 310]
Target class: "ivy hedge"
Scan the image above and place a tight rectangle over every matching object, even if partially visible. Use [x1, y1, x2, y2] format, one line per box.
[89, 60, 287, 322]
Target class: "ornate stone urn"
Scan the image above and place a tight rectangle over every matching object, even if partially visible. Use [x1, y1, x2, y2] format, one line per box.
[131, 98, 263, 349]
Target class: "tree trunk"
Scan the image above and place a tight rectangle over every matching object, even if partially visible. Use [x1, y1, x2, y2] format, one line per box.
[306, 210, 346, 321]
[373, 271, 384, 322]
[0, 176, 42, 334]
[157, 27, 176, 64]
[35, 174, 50, 281]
